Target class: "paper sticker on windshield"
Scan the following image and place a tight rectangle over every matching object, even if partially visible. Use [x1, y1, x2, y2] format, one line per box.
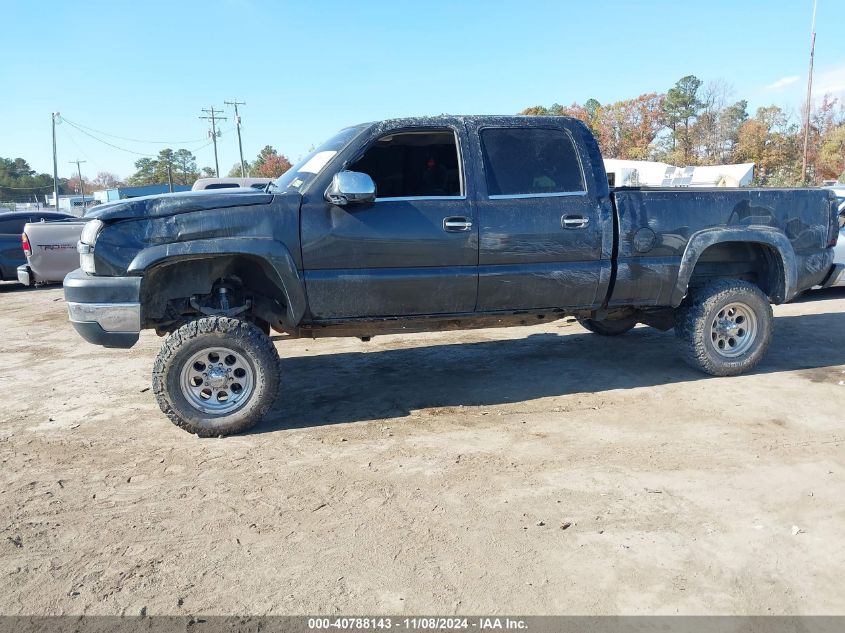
[291, 178, 304, 189]
[297, 151, 336, 174]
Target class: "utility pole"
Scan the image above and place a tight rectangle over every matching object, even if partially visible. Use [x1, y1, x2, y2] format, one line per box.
[52, 112, 60, 209]
[225, 100, 247, 177]
[199, 106, 227, 177]
[166, 161, 173, 193]
[69, 159, 86, 212]
[801, 0, 818, 184]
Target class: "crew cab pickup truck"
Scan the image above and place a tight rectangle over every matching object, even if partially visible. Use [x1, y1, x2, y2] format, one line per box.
[63, 115, 844, 436]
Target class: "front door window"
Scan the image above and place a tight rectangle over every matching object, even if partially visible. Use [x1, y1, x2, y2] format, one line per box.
[348, 130, 463, 199]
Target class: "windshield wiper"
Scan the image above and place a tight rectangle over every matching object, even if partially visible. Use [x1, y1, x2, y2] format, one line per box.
[264, 180, 279, 194]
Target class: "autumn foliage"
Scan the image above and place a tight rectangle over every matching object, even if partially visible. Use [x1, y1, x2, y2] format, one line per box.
[250, 146, 293, 179]
[523, 75, 845, 185]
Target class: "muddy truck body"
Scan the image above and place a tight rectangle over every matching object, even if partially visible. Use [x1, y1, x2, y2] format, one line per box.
[63, 115, 844, 436]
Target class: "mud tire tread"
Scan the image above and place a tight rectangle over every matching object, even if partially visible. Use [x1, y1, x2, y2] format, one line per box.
[674, 279, 773, 377]
[152, 317, 280, 437]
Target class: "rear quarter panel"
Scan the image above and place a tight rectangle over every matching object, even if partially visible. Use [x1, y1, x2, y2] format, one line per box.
[609, 187, 834, 306]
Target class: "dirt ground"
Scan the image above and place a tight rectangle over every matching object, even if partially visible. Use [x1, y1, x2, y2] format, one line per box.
[0, 281, 843, 616]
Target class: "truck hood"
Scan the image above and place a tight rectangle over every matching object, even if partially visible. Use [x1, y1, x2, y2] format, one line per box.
[87, 188, 275, 222]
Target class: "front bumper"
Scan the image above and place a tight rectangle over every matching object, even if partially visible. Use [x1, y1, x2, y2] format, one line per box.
[63, 268, 142, 348]
[16, 265, 32, 287]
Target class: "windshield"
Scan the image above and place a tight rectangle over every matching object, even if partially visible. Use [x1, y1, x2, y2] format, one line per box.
[271, 125, 367, 193]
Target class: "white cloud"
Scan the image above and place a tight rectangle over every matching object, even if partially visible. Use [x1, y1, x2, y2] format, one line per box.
[814, 64, 845, 98]
[765, 75, 801, 91]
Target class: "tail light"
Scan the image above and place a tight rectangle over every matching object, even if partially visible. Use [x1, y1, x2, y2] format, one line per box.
[21, 232, 31, 257]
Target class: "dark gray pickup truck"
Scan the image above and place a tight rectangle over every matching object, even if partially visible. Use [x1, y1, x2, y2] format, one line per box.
[63, 115, 844, 436]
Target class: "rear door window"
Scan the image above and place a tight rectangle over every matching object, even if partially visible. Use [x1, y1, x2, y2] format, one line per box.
[479, 127, 584, 197]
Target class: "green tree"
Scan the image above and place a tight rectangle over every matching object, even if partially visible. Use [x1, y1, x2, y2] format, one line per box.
[663, 75, 703, 164]
[127, 158, 158, 185]
[128, 149, 199, 186]
[0, 157, 58, 202]
[155, 148, 175, 183]
[173, 149, 199, 185]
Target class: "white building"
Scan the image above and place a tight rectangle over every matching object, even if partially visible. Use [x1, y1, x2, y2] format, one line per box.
[44, 193, 93, 215]
[604, 159, 754, 188]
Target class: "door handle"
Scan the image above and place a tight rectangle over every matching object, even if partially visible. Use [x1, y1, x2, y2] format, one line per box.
[443, 217, 473, 232]
[561, 215, 589, 229]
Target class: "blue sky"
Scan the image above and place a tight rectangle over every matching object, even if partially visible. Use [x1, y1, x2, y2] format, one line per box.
[3, 0, 844, 180]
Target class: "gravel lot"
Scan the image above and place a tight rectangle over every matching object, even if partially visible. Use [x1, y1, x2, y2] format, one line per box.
[1, 282, 843, 615]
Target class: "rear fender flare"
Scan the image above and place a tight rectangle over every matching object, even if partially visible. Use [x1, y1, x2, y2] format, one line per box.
[672, 227, 797, 306]
[128, 237, 307, 326]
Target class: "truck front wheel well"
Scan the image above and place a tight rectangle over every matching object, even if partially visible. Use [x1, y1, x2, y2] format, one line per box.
[687, 241, 785, 303]
[140, 256, 288, 333]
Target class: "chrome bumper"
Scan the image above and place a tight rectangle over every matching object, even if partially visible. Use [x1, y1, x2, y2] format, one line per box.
[66, 302, 141, 333]
[16, 265, 31, 287]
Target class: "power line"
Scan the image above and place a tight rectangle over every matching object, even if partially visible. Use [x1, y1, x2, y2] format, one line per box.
[62, 119, 159, 157]
[60, 116, 207, 145]
[60, 124, 106, 173]
[61, 117, 231, 158]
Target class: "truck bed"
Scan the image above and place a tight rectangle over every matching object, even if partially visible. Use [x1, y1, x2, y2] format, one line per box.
[608, 187, 836, 307]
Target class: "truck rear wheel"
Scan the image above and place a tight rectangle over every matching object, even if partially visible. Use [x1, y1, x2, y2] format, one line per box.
[675, 279, 773, 376]
[152, 316, 280, 437]
[577, 316, 637, 336]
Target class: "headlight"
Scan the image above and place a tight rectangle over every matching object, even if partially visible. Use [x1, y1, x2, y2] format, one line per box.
[80, 219, 104, 245]
[78, 219, 104, 274]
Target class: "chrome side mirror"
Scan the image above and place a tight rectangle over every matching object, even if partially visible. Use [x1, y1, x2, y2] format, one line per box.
[325, 171, 376, 206]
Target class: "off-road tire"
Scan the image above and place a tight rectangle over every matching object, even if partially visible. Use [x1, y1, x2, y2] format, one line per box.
[577, 316, 638, 336]
[675, 279, 773, 376]
[152, 317, 280, 437]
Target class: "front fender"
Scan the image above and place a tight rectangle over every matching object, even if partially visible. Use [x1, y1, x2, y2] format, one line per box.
[128, 237, 307, 326]
[672, 227, 797, 306]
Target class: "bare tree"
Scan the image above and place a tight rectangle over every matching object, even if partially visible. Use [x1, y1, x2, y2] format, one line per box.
[92, 172, 122, 190]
